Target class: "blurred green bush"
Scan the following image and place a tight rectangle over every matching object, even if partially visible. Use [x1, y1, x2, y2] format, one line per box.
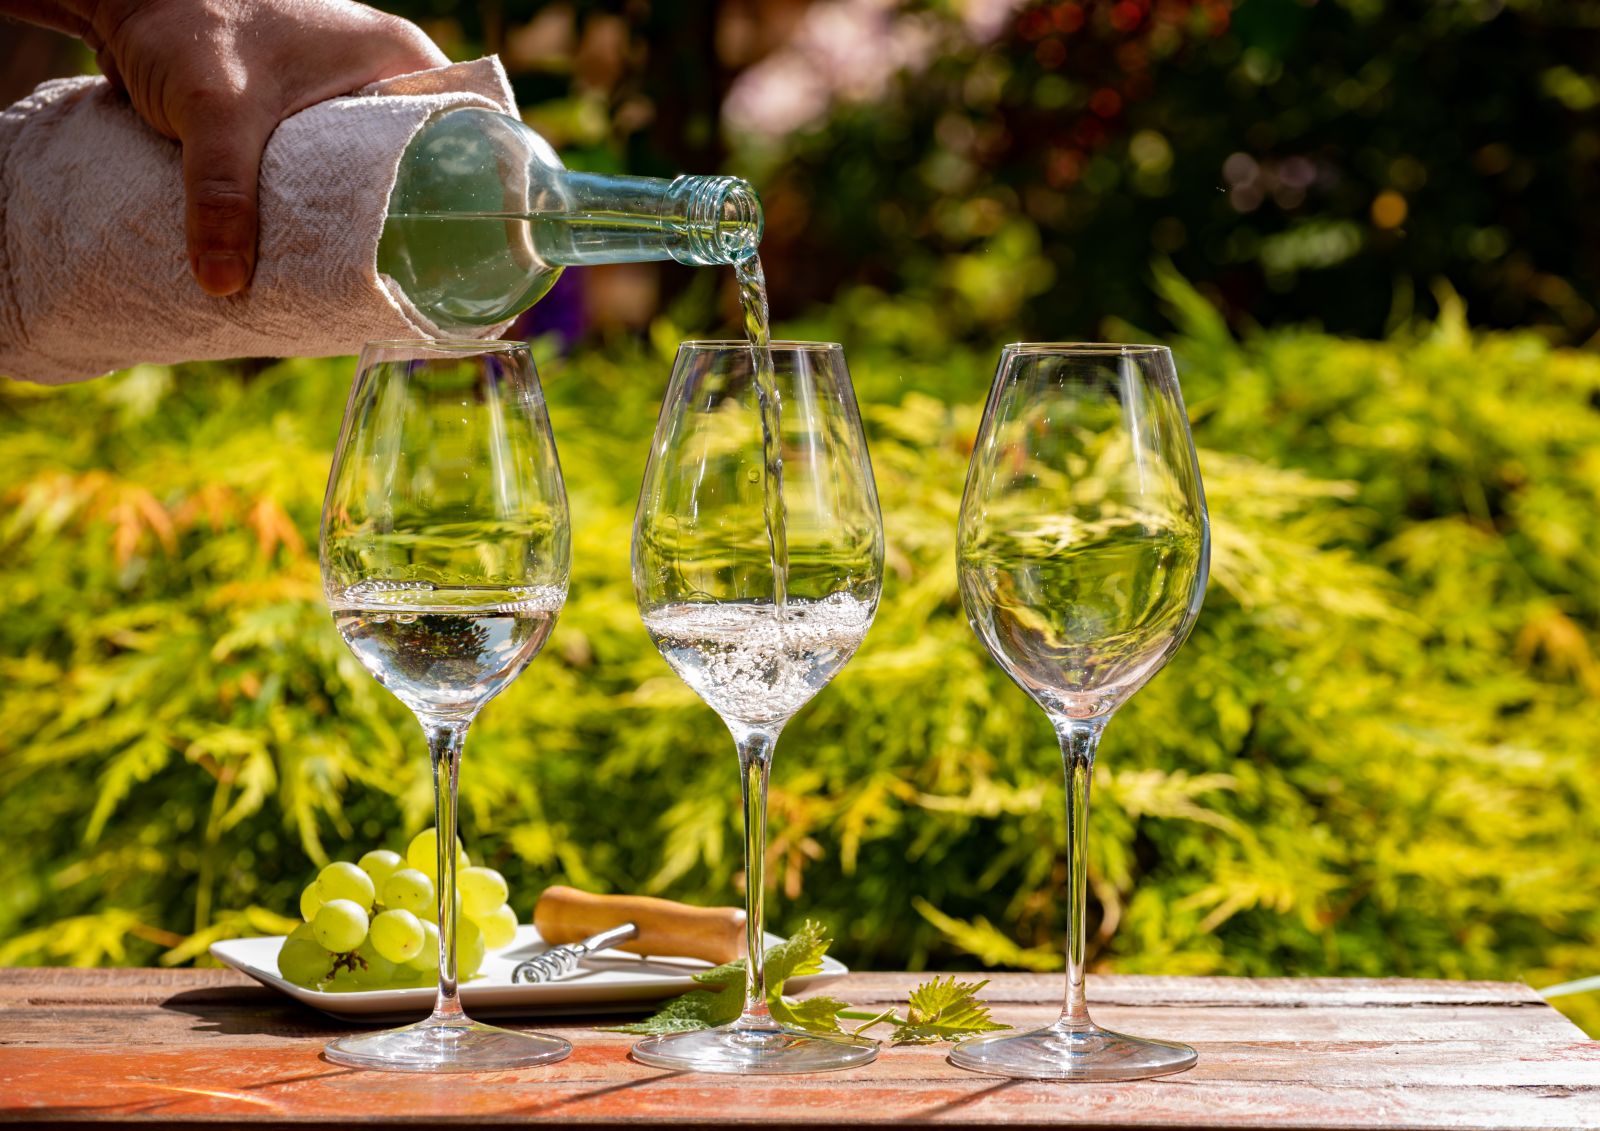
[2, 275, 1597, 1035]
[750, 0, 1600, 343]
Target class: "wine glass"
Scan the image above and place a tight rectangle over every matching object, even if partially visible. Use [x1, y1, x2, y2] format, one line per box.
[952, 344, 1209, 1080]
[319, 339, 572, 1072]
[630, 340, 884, 1073]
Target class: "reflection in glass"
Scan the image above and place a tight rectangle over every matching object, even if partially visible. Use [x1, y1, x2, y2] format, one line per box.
[953, 344, 1209, 1080]
[630, 341, 884, 1074]
[320, 340, 572, 1072]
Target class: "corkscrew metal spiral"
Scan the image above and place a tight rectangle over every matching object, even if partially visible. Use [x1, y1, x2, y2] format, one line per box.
[511, 922, 641, 984]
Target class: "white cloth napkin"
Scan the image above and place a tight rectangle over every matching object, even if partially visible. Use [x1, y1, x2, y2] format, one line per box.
[0, 57, 518, 385]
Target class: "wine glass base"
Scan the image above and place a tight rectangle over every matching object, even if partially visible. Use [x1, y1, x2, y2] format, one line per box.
[950, 1022, 1196, 1081]
[324, 1015, 572, 1073]
[631, 1022, 878, 1074]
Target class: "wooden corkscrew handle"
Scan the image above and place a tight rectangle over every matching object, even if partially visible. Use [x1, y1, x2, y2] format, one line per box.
[533, 886, 747, 966]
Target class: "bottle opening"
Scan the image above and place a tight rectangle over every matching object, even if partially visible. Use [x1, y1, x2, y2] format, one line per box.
[668, 176, 764, 266]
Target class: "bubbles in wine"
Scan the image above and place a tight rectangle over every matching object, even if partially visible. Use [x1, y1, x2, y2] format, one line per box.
[643, 594, 874, 727]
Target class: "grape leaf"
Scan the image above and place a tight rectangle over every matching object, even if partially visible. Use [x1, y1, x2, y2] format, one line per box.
[729, 918, 831, 985]
[770, 993, 849, 1034]
[605, 927, 1006, 1044]
[890, 977, 1008, 1044]
[606, 920, 833, 1035]
[604, 983, 739, 1035]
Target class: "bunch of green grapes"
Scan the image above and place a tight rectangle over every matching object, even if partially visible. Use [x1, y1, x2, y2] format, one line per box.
[277, 828, 520, 992]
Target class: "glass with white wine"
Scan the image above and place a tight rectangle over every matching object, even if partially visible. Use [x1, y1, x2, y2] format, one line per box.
[630, 341, 884, 1073]
[952, 344, 1209, 1080]
[319, 339, 572, 1072]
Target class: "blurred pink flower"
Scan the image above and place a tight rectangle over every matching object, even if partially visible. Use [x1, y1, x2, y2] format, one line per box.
[724, 0, 1023, 139]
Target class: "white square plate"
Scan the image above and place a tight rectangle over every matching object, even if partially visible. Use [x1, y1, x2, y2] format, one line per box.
[211, 925, 847, 1022]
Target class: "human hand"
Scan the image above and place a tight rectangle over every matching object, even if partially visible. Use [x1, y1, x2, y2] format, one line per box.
[83, 0, 448, 295]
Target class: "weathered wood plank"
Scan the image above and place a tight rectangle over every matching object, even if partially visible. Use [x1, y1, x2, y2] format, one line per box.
[0, 968, 1552, 1006]
[4, 1045, 1598, 1129]
[21, 1037, 1598, 1090]
[2, 969, 1596, 1130]
[5, 994, 1582, 1051]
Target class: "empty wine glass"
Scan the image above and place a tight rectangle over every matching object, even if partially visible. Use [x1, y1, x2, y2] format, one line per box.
[952, 344, 1209, 1080]
[319, 339, 572, 1072]
[630, 341, 884, 1073]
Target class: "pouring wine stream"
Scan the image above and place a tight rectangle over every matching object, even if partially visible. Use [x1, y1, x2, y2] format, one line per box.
[735, 256, 789, 612]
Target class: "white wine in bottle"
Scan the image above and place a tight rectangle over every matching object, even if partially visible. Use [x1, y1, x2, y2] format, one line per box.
[378, 108, 763, 329]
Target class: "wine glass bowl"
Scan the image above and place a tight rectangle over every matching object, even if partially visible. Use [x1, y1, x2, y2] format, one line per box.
[952, 344, 1209, 1081]
[319, 340, 572, 1072]
[958, 344, 1207, 721]
[630, 340, 884, 1073]
[635, 341, 883, 733]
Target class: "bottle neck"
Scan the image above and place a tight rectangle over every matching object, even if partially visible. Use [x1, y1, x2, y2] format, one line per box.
[538, 171, 763, 268]
[377, 108, 763, 330]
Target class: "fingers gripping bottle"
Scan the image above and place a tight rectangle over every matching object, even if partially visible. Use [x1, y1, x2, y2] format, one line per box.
[378, 108, 763, 329]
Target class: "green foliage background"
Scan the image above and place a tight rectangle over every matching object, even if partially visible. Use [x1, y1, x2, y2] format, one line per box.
[3, 276, 1597, 1035]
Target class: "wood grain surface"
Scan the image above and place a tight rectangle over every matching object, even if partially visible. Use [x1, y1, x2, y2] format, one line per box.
[1, 968, 1596, 1129]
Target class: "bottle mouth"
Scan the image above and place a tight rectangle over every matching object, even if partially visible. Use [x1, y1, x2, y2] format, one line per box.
[668, 176, 764, 266]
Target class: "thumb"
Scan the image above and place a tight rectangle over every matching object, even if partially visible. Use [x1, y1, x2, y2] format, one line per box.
[180, 107, 274, 296]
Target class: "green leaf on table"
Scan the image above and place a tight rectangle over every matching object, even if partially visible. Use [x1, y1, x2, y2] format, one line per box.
[605, 983, 740, 1035]
[890, 977, 1009, 1044]
[770, 993, 850, 1034]
[728, 918, 832, 985]
[605, 920, 834, 1035]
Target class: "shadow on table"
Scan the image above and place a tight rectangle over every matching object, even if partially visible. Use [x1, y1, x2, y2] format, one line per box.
[11, 1066, 364, 1124]
[511, 1069, 692, 1117]
[911, 1077, 1030, 1120]
[161, 985, 354, 1039]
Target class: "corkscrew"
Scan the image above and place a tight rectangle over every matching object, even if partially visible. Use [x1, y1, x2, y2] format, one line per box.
[510, 886, 747, 984]
[512, 922, 640, 984]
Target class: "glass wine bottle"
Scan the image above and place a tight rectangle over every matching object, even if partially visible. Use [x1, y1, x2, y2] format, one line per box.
[378, 108, 763, 329]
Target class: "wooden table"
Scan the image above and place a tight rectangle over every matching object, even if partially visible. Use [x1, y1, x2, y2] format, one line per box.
[2, 969, 1597, 1129]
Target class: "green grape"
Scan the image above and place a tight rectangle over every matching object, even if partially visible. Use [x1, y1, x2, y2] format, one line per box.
[414, 888, 463, 926]
[358, 849, 403, 894]
[287, 921, 317, 944]
[318, 861, 376, 911]
[405, 828, 439, 872]
[458, 866, 509, 918]
[434, 888, 463, 924]
[405, 827, 469, 881]
[406, 921, 440, 974]
[382, 868, 434, 916]
[475, 903, 518, 950]
[298, 882, 323, 922]
[278, 937, 333, 987]
[325, 964, 361, 991]
[457, 916, 486, 979]
[370, 909, 425, 964]
[352, 940, 398, 987]
[312, 898, 369, 952]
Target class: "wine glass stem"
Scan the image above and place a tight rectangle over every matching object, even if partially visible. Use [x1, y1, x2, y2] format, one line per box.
[424, 717, 469, 1024]
[1056, 716, 1106, 1031]
[732, 727, 777, 1031]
